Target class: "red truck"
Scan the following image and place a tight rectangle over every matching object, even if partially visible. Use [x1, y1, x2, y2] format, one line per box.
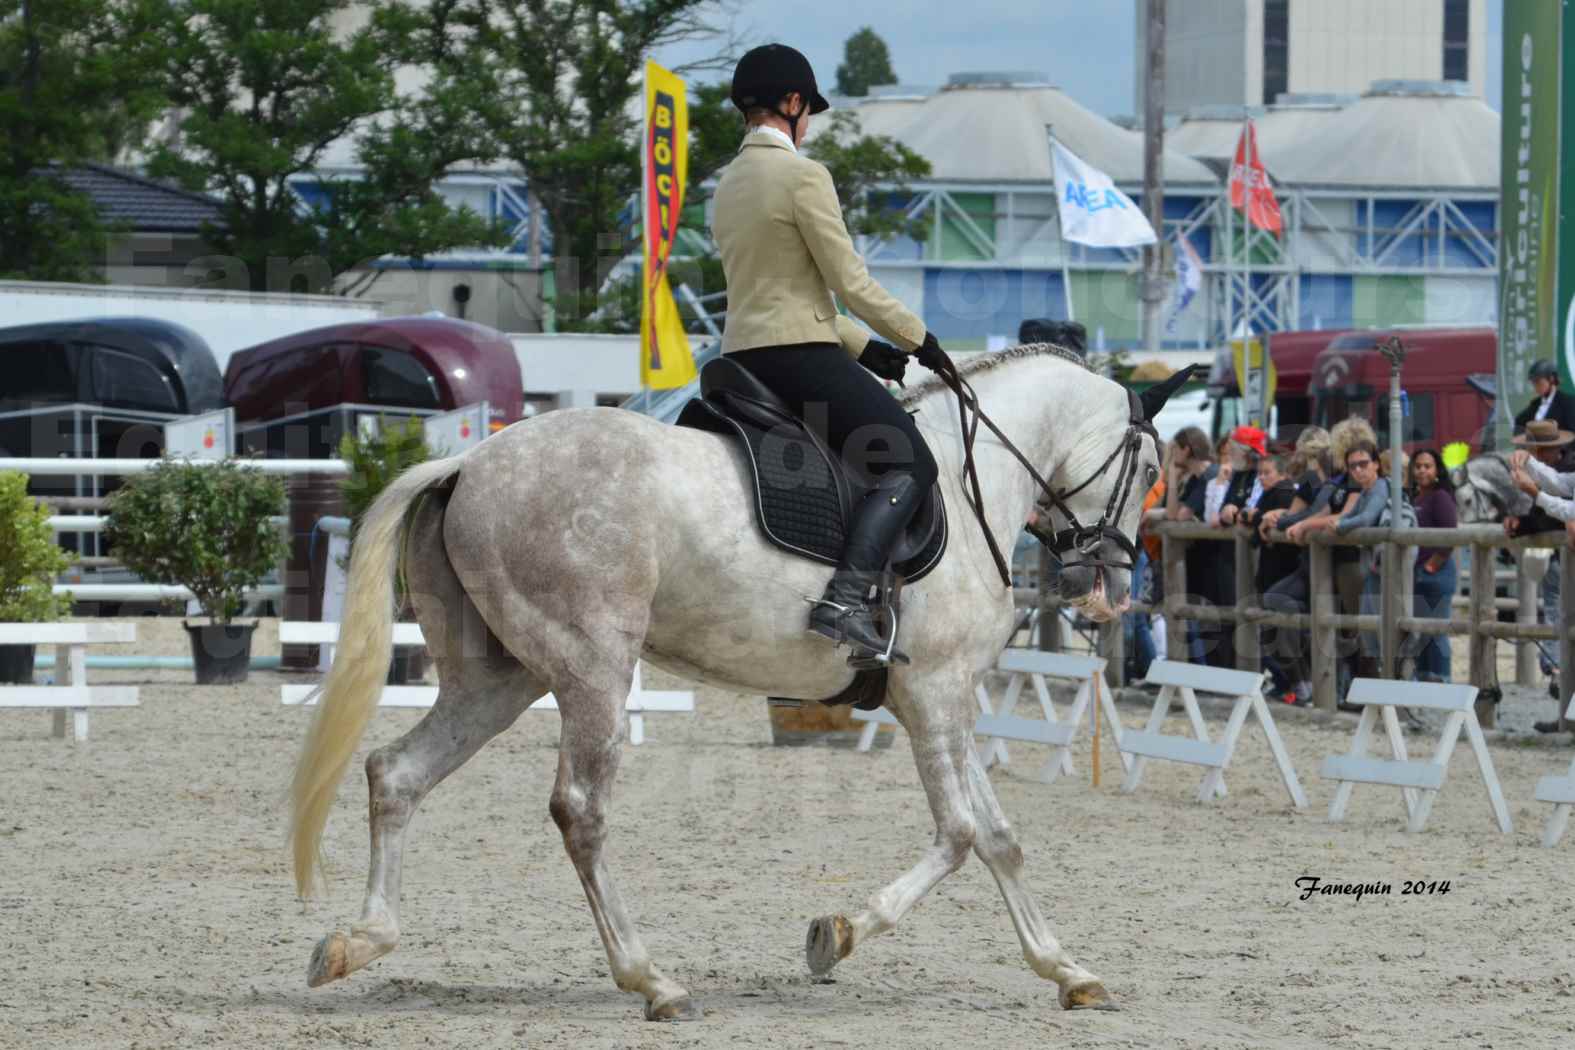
[1205, 328, 1351, 443]
[1308, 326, 1496, 454]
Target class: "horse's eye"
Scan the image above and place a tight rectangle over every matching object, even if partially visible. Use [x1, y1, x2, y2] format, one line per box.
[1144, 465, 1159, 487]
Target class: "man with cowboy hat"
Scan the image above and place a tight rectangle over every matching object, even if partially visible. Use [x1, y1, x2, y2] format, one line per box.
[1508, 419, 1575, 736]
[1508, 419, 1575, 530]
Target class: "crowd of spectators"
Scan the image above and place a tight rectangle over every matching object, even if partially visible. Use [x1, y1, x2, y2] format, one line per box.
[1127, 415, 1458, 707]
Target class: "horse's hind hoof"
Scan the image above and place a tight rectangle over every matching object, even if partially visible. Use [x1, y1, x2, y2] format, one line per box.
[645, 996, 703, 1022]
[806, 914, 853, 976]
[1060, 980, 1118, 1011]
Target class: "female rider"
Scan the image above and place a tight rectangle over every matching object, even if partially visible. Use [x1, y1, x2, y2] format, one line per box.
[712, 44, 948, 667]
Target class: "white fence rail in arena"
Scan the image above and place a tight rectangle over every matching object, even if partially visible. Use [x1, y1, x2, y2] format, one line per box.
[0, 623, 139, 741]
[277, 621, 694, 746]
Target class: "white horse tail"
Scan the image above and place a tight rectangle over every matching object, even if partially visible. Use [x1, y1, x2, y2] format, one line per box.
[288, 455, 466, 898]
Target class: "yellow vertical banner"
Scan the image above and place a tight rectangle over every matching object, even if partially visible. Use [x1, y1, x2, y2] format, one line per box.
[1231, 337, 1277, 427]
[641, 61, 697, 389]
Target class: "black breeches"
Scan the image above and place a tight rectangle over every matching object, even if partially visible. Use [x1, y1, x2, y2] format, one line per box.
[728, 344, 938, 489]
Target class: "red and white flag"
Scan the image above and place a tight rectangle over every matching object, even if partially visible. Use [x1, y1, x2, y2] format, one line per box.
[1229, 119, 1282, 235]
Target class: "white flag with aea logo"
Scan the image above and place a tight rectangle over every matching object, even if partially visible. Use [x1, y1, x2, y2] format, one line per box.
[1049, 135, 1157, 250]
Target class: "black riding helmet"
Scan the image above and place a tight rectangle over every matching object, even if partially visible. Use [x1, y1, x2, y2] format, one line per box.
[1529, 360, 1560, 383]
[730, 44, 829, 140]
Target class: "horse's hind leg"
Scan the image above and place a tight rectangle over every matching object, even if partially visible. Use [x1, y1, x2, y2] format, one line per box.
[308, 501, 546, 987]
[963, 748, 1115, 1010]
[550, 675, 698, 1022]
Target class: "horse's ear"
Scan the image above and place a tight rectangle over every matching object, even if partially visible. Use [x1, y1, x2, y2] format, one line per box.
[1137, 363, 1203, 421]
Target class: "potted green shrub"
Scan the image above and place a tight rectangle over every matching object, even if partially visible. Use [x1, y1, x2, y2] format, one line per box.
[0, 472, 72, 684]
[339, 418, 430, 683]
[106, 459, 287, 684]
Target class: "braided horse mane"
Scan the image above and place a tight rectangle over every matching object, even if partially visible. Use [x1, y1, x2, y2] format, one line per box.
[898, 342, 1095, 409]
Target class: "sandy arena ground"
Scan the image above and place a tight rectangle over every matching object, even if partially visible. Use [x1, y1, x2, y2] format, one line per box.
[3, 618, 1574, 1050]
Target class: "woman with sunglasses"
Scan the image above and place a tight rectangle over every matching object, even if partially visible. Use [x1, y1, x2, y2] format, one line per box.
[1287, 440, 1388, 708]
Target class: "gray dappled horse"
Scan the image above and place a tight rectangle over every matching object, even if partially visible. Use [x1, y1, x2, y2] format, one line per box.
[287, 344, 1165, 1020]
[1454, 452, 1551, 582]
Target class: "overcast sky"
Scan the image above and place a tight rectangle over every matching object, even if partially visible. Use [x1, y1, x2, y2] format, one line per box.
[657, 0, 1505, 116]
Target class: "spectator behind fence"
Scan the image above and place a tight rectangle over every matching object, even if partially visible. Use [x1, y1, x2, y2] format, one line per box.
[1275, 418, 1377, 701]
[1164, 425, 1234, 666]
[1505, 420, 1575, 734]
[1218, 425, 1267, 527]
[1255, 427, 1332, 705]
[1409, 448, 1458, 684]
[1243, 452, 1302, 701]
[1204, 435, 1234, 527]
[1288, 439, 1388, 710]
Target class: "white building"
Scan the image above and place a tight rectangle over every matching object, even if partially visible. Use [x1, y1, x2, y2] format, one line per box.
[1137, 0, 1487, 116]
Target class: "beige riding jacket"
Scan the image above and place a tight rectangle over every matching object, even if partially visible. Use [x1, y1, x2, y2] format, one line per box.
[712, 128, 927, 359]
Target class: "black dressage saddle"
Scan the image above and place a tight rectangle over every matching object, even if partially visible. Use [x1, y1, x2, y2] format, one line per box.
[676, 355, 949, 708]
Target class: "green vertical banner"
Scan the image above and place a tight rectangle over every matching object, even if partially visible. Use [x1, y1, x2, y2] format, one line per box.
[1501, 0, 1562, 444]
[1561, 2, 1575, 394]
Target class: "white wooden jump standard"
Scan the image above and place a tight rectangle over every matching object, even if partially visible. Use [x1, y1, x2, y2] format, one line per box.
[852, 649, 1128, 782]
[277, 622, 693, 745]
[1534, 696, 1575, 847]
[1321, 679, 1511, 834]
[1119, 660, 1307, 807]
[0, 623, 139, 742]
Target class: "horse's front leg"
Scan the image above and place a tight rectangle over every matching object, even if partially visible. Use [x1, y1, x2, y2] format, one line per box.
[963, 747, 1116, 1010]
[805, 671, 977, 976]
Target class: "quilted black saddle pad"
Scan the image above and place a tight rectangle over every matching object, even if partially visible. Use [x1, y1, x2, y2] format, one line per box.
[675, 357, 946, 584]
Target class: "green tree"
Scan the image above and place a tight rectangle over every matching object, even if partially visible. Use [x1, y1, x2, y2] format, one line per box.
[147, 0, 506, 293]
[0, 472, 71, 623]
[834, 27, 896, 98]
[687, 80, 742, 189]
[0, 0, 173, 280]
[804, 109, 931, 242]
[389, 0, 729, 325]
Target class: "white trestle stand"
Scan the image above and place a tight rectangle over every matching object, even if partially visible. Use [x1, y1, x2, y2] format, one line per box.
[0, 623, 139, 742]
[851, 650, 1128, 783]
[1321, 679, 1511, 834]
[1119, 660, 1307, 807]
[1534, 696, 1575, 847]
[278, 622, 693, 745]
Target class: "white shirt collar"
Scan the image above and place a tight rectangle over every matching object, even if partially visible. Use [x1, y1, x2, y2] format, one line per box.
[743, 125, 797, 153]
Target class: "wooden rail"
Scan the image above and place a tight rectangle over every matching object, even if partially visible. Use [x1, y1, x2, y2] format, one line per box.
[1038, 521, 1572, 729]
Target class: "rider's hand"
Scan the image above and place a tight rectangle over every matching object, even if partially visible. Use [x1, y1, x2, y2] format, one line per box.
[857, 339, 909, 385]
[915, 331, 948, 373]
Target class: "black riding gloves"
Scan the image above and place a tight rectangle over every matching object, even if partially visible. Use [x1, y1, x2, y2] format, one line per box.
[915, 332, 949, 374]
[858, 339, 910, 385]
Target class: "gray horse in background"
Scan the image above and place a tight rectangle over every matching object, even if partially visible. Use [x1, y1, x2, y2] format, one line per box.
[286, 344, 1168, 1021]
[1454, 452, 1551, 581]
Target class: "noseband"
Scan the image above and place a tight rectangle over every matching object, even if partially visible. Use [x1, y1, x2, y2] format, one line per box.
[924, 350, 1158, 588]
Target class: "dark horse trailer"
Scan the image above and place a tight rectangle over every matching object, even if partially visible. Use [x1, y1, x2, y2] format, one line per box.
[224, 316, 524, 458]
[0, 315, 224, 480]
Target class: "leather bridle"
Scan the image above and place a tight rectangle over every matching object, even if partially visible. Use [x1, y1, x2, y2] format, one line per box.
[924, 349, 1159, 588]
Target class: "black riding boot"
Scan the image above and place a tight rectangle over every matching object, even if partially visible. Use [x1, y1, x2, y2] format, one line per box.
[809, 472, 924, 667]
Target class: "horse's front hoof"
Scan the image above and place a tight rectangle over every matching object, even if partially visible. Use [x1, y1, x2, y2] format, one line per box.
[307, 932, 350, 988]
[805, 914, 853, 976]
[1059, 980, 1118, 1011]
[645, 996, 703, 1022]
